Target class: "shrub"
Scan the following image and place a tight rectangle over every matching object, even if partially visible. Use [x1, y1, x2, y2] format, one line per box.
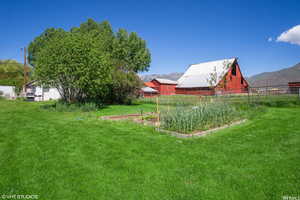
[0, 91, 3, 100]
[41, 101, 101, 112]
[160, 102, 241, 133]
[79, 102, 99, 112]
[16, 97, 26, 101]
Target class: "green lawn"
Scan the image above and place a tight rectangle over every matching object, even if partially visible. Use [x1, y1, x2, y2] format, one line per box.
[0, 100, 299, 199]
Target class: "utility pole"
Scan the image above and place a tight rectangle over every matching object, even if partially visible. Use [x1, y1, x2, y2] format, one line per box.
[22, 47, 28, 95]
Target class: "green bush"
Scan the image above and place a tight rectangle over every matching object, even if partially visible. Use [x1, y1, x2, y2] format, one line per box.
[16, 97, 26, 101]
[41, 101, 101, 112]
[160, 102, 241, 133]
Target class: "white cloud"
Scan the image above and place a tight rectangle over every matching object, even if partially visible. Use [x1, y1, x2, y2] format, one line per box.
[268, 37, 272, 42]
[276, 25, 300, 45]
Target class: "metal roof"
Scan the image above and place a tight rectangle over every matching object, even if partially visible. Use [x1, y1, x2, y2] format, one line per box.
[177, 58, 236, 88]
[144, 81, 156, 88]
[154, 78, 177, 84]
[141, 87, 158, 93]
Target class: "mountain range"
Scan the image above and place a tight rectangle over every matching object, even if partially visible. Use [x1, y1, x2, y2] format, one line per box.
[140, 72, 183, 82]
[141, 62, 300, 87]
[246, 63, 300, 87]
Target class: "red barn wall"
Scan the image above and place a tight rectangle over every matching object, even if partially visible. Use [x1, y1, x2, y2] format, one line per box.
[288, 82, 300, 87]
[151, 80, 177, 95]
[142, 92, 159, 98]
[216, 62, 248, 94]
[176, 88, 214, 95]
[288, 82, 300, 94]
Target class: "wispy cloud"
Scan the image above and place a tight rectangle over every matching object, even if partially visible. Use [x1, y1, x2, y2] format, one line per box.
[268, 37, 272, 42]
[276, 25, 300, 45]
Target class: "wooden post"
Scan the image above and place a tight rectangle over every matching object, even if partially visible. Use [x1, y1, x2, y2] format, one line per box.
[156, 96, 160, 129]
[22, 47, 27, 96]
[141, 109, 144, 124]
[247, 86, 250, 105]
[167, 96, 170, 113]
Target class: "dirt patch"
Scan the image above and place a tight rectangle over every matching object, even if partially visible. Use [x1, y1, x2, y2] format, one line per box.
[100, 113, 158, 126]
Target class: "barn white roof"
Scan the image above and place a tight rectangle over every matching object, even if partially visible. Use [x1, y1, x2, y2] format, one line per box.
[176, 58, 236, 88]
[141, 87, 158, 93]
[154, 78, 177, 84]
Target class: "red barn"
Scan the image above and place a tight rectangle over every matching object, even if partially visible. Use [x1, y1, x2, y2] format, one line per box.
[176, 58, 248, 95]
[140, 87, 159, 98]
[288, 82, 300, 94]
[145, 78, 177, 95]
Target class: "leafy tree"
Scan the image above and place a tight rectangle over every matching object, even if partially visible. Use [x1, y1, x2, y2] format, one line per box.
[34, 32, 112, 103]
[29, 19, 151, 104]
[112, 29, 151, 72]
[107, 70, 144, 104]
[0, 60, 30, 94]
[28, 28, 66, 66]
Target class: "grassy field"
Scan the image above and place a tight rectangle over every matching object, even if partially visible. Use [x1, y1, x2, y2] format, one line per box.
[0, 99, 299, 199]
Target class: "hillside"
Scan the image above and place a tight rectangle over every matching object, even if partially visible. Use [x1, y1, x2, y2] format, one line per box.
[247, 62, 300, 87]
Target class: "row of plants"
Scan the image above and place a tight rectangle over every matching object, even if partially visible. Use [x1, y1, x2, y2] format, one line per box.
[159, 102, 242, 133]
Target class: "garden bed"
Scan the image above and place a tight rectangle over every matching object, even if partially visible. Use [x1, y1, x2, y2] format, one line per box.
[158, 119, 246, 138]
[100, 112, 246, 138]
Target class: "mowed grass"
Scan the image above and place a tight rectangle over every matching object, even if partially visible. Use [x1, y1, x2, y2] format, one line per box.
[0, 100, 299, 200]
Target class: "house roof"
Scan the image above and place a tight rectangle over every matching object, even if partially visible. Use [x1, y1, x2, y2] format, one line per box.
[141, 87, 158, 93]
[144, 81, 156, 88]
[176, 58, 236, 88]
[153, 78, 177, 84]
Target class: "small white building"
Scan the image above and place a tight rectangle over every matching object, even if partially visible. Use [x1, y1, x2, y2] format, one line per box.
[26, 81, 61, 101]
[0, 85, 17, 99]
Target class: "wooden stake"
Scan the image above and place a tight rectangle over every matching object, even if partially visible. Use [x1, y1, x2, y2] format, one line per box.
[156, 96, 160, 129]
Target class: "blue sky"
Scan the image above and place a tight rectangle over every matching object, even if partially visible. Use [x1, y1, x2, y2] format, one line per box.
[1, 0, 300, 77]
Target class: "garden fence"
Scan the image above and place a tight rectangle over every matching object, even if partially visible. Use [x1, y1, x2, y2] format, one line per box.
[139, 84, 300, 128]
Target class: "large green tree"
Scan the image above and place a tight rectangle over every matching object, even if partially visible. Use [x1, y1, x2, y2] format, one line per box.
[29, 19, 151, 104]
[0, 60, 30, 94]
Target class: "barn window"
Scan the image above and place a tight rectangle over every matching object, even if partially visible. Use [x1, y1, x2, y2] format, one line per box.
[231, 65, 236, 76]
[241, 78, 243, 84]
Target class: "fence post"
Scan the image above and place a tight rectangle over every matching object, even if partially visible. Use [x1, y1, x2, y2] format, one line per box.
[156, 96, 160, 130]
[247, 87, 250, 105]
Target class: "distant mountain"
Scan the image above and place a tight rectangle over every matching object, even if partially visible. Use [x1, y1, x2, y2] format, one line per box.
[140, 72, 183, 82]
[247, 62, 300, 87]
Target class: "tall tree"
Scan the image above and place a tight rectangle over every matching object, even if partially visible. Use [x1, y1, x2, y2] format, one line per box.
[34, 32, 112, 103]
[29, 19, 151, 104]
[112, 29, 151, 72]
[0, 60, 30, 94]
[28, 28, 66, 66]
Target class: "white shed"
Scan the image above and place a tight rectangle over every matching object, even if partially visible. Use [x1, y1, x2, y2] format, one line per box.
[0, 86, 17, 99]
[26, 81, 61, 101]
